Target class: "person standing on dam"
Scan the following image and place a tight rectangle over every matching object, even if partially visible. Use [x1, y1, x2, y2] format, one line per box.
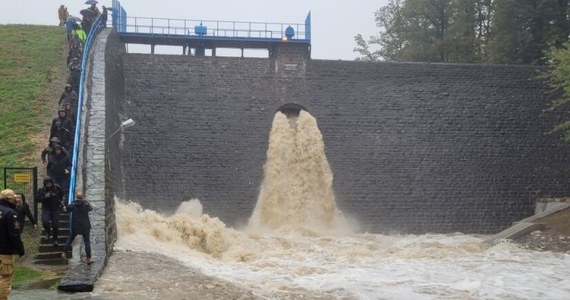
[58, 5, 69, 27]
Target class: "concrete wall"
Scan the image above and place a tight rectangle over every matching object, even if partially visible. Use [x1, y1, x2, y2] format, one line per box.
[110, 42, 570, 234]
[59, 28, 122, 290]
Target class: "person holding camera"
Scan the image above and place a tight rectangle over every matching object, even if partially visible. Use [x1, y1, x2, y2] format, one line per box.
[36, 177, 65, 247]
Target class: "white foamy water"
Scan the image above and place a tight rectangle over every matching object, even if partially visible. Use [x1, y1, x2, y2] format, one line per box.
[104, 110, 570, 299]
[111, 201, 570, 299]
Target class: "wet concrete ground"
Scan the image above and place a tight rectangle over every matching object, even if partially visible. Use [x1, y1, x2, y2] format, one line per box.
[10, 250, 331, 300]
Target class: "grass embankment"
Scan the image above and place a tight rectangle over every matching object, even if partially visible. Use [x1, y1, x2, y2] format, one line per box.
[0, 25, 65, 173]
[0, 24, 68, 288]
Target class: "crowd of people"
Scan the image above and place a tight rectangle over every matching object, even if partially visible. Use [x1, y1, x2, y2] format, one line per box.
[0, 187, 92, 299]
[43, 2, 107, 195]
[38, 2, 102, 253]
[0, 4, 102, 298]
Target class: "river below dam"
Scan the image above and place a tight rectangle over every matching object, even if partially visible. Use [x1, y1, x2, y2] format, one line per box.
[10, 214, 570, 299]
[11, 110, 570, 299]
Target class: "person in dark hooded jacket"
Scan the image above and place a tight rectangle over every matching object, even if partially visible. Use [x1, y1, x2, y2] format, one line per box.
[0, 189, 25, 299]
[36, 177, 64, 247]
[50, 109, 74, 145]
[46, 145, 71, 195]
[41, 137, 68, 165]
[59, 84, 78, 119]
[62, 192, 93, 264]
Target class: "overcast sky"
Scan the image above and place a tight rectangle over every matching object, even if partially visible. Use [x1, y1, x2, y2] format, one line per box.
[0, 0, 388, 60]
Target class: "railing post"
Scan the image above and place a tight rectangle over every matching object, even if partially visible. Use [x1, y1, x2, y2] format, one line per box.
[32, 167, 38, 223]
[305, 11, 311, 41]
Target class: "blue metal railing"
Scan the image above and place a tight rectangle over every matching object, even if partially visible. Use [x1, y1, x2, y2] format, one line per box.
[67, 15, 106, 207]
[112, 0, 310, 42]
[112, 0, 127, 32]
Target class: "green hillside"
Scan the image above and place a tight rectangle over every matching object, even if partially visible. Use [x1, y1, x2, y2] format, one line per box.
[0, 25, 66, 177]
[0, 24, 68, 288]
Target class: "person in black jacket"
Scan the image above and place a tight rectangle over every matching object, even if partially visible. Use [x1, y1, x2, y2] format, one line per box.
[62, 192, 93, 264]
[46, 145, 71, 195]
[101, 6, 108, 27]
[50, 109, 74, 142]
[14, 193, 37, 233]
[36, 177, 64, 247]
[41, 137, 68, 166]
[0, 189, 25, 299]
[58, 84, 78, 119]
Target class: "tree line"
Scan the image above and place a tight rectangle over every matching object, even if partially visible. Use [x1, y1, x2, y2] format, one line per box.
[354, 0, 570, 140]
[354, 0, 570, 65]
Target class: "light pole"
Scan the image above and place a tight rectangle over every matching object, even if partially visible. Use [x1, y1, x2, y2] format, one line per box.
[107, 118, 135, 140]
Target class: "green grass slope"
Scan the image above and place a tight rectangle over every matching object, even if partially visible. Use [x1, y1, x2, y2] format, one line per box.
[0, 25, 68, 288]
[0, 25, 67, 172]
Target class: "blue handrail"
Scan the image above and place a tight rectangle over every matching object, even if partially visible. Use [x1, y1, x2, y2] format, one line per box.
[111, 0, 310, 42]
[67, 15, 106, 207]
[116, 16, 309, 40]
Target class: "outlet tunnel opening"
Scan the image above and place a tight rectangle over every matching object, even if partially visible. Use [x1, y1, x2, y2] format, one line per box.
[277, 103, 308, 118]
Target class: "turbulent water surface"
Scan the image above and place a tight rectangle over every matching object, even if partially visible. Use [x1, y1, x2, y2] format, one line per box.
[96, 111, 570, 299]
[13, 110, 569, 299]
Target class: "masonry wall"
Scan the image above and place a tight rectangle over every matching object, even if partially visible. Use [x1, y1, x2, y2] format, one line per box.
[103, 30, 125, 247]
[116, 47, 570, 234]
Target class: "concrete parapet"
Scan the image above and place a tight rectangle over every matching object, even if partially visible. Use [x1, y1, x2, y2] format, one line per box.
[483, 222, 547, 245]
[535, 198, 570, 215]
[58, 28, 114, 292]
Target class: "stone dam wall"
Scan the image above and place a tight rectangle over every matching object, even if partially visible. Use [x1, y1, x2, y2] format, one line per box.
[103, 39, 570, 234]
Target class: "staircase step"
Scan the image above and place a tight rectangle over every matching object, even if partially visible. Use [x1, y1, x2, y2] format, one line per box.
[41, 229, 70, 236]
[39, 244, 67, 252]
[35, 252, 65, 260]
[33, 258, 68, 266]
[40, 220, 70, 228]
[35, 211, 71, 266]
[40, 237, 69, 244]
[40, 230, 69, 237]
